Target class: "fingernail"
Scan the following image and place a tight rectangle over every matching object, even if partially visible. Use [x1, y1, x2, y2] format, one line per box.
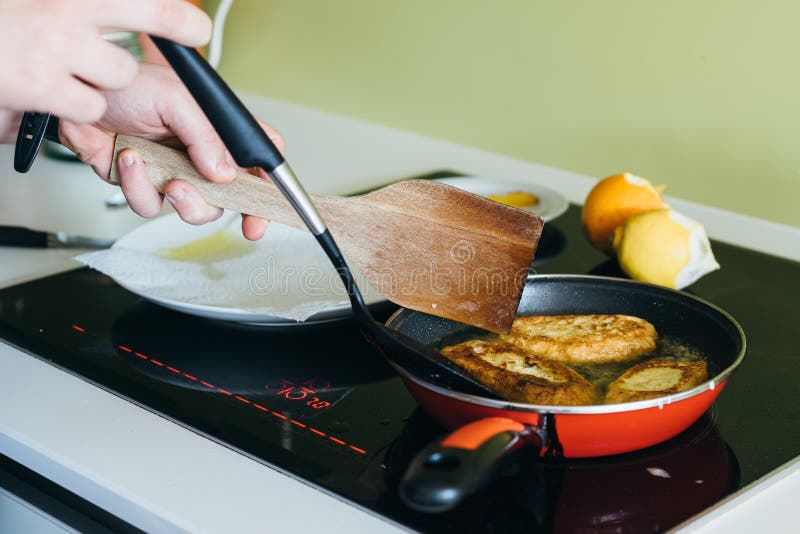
[121, 152, 138, 167]
[166, 188, 186, 204]
[217, 155, 236, 179]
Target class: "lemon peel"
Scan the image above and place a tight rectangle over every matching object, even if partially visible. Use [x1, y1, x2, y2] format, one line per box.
[612, 209, 719, 289]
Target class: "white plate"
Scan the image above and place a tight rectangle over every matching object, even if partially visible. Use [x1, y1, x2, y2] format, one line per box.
[434, 176, 569, 222]
[101, 212, 385, 327]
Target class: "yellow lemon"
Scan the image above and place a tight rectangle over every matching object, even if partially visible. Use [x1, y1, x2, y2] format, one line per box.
[582, 172, 666, 252]
[612, 209, 720, 289]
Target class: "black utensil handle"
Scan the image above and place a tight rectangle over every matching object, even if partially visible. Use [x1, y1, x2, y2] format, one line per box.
[400, 417, 530, 512]
[0, 225, 48, 248]
[151, 37, 328, 235]
[15, 113, 52, 173]
[150, 37, 284, 172]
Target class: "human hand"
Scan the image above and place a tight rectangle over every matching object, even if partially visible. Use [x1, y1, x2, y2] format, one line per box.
[0, 0, 211, 123]
[58, 63, 285, 241]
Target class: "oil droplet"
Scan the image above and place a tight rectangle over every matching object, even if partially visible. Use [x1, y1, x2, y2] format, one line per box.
[158, 230, 256, 280]
[158, 230, 254, 263]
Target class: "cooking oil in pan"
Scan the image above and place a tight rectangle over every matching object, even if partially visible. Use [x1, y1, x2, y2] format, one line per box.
[571, 336, 707, 398]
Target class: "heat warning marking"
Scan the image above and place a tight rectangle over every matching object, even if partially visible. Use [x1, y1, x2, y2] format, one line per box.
[116, 344, 366, 455]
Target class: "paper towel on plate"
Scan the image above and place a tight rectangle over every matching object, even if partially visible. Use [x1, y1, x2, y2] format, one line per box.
[76, 212, 380, 323]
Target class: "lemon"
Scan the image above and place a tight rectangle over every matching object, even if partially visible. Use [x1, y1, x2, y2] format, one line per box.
[612, 209, 720, 289]
[582, 172, 667, 252]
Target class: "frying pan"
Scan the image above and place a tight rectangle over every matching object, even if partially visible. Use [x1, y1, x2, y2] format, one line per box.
[384, 274, 745, 512]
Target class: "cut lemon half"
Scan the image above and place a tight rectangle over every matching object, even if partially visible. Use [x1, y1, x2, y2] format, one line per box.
[612, 208, 720, 289]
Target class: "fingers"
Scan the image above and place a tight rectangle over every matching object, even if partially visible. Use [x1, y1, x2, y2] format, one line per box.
[46, 77, 107, 123]
[117, 149, 163, 217]
[73, 37, 139, 91]
[57, 121, 115, 179]
[257, 119, 286, 155]
[93, 0, 212, 48]
[242, 215, 268, 241]
[163, 180, 224, 225]
[160, 81, 238, 184]
[116, 150, 223, 225]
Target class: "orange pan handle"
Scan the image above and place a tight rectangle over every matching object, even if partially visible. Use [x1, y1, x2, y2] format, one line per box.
[399, 416, 559, 512]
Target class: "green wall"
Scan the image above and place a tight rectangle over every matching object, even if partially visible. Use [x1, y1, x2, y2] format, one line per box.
[214, 0, 800, 227]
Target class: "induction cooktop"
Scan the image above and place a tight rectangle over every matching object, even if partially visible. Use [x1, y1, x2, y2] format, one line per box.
[1, 203, 799, 533]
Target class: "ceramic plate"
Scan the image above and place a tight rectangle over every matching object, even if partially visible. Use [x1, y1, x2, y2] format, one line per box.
[105, 212, 385, 327]
[434, 176, 569, 222]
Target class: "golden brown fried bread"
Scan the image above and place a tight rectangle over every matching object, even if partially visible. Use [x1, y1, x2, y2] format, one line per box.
[440, 339, 595, 405]
[604, 359, 708, 404]
[500, 314, 657, 364]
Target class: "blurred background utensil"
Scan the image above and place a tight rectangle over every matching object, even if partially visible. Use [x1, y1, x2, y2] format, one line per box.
[0, 225, 113, 249]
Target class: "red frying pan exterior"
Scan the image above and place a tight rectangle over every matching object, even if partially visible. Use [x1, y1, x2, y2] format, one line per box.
[385, 275, 745, 512]
[400, 371, 726, 458]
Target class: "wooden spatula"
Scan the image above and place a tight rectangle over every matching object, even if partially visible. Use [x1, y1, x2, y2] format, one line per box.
[111, 135, 543, 333]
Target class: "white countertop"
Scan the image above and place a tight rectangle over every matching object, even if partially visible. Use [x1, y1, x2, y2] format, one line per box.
[1, 92, 799, 533]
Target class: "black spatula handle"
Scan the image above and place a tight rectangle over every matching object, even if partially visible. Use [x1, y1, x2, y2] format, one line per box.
[151, 37, 327, 235]
[149, 37, 283, 172]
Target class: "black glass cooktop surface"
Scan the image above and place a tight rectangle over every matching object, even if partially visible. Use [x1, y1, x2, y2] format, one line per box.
[1, 204, 799, 533]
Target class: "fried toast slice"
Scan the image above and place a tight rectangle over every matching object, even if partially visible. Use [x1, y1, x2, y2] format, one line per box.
[500, 314, 657, 364]
[604, 358, 708, 404]
[440, 339, 595, 405]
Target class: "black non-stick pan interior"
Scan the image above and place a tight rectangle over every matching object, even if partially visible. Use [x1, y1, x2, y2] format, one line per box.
[387, 275, 745, 386]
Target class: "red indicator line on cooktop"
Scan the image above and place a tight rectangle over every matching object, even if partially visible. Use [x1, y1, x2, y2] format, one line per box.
[121, 344, 367, 456]
[71, 325, 85, 333]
